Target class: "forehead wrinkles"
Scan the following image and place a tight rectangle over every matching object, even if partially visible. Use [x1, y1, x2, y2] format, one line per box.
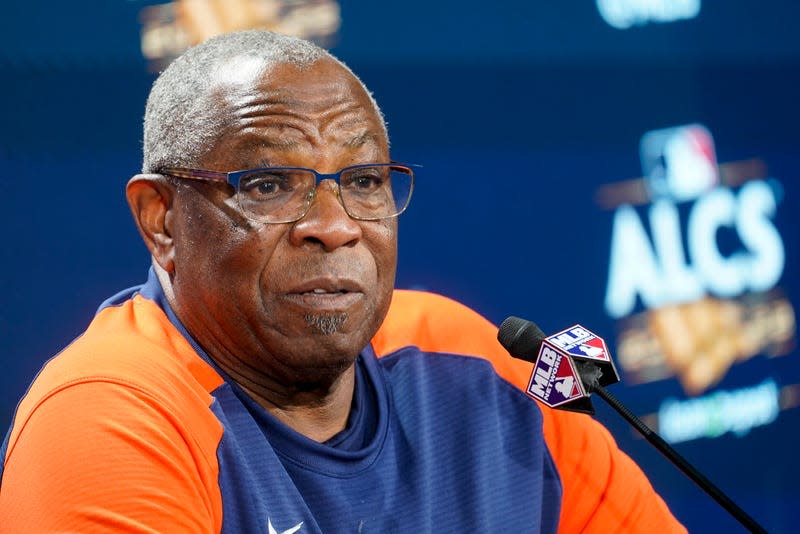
[226, 83, 379, 149]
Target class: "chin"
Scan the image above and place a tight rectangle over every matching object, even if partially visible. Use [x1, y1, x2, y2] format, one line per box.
[303, 312, 349, 336]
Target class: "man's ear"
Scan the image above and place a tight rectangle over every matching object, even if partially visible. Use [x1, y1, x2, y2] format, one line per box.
[126, 174, 177, 273]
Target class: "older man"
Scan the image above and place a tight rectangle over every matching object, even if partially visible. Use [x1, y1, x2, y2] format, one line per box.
[0, 31, 685, 532]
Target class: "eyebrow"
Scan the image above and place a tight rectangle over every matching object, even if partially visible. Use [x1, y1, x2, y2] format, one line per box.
[229, 134, 301, 166]
[344, 130, 382, 149]
[258, 136, 303, 150]
[228, 120, 384, 168]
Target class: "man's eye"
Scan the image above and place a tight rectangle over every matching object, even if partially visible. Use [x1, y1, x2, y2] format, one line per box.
[240, 175, 291, 197]
[255, 180, 280, 195]
[345, 172, 385, 193]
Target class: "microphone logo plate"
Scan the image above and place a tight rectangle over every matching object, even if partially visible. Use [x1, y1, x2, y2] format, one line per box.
[547, 325, 611, 362]
[526, 345, 587, 407]
[523, 324, 618, 413]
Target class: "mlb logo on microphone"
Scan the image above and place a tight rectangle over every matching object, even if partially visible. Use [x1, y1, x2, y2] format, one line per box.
[525, 325, 618, 414]
[548, 325, 611, 362]
[526, 345, 587, 408]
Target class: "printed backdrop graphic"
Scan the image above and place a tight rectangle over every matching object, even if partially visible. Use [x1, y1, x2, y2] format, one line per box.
[1, 1, 799, 532]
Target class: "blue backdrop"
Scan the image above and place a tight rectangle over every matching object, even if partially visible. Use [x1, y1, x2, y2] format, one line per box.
[2, 1, 799, 532]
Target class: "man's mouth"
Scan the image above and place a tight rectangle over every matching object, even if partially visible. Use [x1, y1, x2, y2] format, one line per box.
[301, 288, 350, 295]
[283, 280, 363, 310]
[288, 277, 363, 296]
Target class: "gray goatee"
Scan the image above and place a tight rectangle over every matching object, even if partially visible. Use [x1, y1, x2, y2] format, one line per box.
[304, 313, 348, 335]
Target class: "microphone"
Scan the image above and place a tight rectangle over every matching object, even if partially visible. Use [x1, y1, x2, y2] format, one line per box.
[498, 316, 767, 534]
[497, 317, 619, 415]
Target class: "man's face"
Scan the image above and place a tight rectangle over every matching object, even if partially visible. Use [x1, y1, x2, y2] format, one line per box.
[167, 57, 396, 386]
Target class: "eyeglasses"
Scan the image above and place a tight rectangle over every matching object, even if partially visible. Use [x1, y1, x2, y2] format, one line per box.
[159, 163, 415, 224]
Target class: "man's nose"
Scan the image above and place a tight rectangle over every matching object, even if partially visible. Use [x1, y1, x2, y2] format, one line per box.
[289, 180, 362, 250]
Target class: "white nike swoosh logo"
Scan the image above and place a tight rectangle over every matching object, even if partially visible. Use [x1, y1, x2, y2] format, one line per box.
[268, 518, 304, 534]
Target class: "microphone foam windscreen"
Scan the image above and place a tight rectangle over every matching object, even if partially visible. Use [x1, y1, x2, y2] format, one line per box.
[498, 316, 546, 361]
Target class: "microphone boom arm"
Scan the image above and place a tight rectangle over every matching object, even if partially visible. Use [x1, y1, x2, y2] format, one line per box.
[590, 383, 766, 534]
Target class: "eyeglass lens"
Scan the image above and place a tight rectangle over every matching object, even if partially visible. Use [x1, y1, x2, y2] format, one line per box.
[236, 166, 412, 222]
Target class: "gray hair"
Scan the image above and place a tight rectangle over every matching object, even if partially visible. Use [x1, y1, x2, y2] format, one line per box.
[142, 30, 386, 173]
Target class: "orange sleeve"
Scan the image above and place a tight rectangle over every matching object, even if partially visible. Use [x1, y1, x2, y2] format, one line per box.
[0, 380, 223, 533]
[373, 289, 686, 533]
[540, 408, 685, 533]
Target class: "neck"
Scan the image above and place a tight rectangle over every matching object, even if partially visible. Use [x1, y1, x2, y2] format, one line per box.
[196, 329, 358, 442]
[238, 366, 356, 442]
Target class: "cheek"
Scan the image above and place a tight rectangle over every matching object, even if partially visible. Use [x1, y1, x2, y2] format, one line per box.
[369, 220, 398, 287]
[220, 228, 288, 295]
[175, 203, 283, 289]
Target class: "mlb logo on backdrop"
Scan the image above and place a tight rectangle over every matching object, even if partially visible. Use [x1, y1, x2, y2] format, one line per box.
[640, 124, 718, 202]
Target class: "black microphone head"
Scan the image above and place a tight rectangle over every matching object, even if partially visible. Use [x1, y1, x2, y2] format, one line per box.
[498, 316, 546, 362]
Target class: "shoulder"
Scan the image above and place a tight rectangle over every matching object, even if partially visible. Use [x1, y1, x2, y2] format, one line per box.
[18, 294, 222, 404]
[372, 289, 533, 388]
[5, 294, 224, 464]
[1, 294, 226, 531]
